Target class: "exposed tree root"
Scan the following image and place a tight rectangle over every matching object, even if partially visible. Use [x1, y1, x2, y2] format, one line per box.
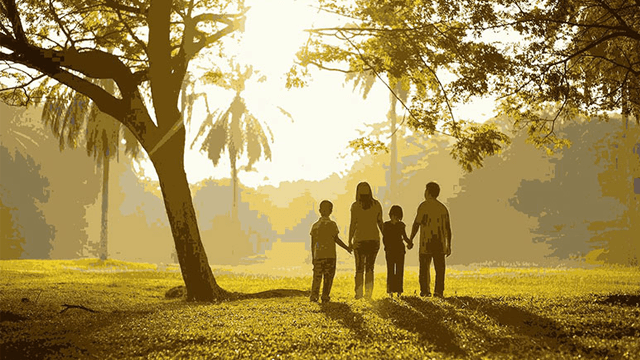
[230, 289, 310, 300]
[164, 286, 309, 301]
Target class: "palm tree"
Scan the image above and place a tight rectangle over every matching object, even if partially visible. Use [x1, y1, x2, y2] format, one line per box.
[41, 79, 140, 260]
[190, 63, 276, 221]
[347, 71, 409, 204]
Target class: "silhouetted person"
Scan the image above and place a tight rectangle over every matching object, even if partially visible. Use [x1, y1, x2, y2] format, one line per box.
[382, 205, 413, 297]
[348, 182, 383, 299]
[409, 182, 452, 297]
[310, 200, 352, 303]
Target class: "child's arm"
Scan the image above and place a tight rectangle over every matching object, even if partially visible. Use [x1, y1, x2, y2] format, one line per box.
[335, 236, 352, 254]
[348, 210, 356, 249]
[403, 223, 414, 250]
[311, 236, 316, 260]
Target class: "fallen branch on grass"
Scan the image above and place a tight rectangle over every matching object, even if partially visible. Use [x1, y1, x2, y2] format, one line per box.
[60, 304, 98, 314]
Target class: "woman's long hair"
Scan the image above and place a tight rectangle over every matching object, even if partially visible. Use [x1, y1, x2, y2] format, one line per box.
[355, 182, 375, 210]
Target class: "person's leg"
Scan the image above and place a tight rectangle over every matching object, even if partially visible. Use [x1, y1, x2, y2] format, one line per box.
[310, 259, 322, 301]
[397, 252, 405, 295]
[321, 258, 336, 302]
[385, 251, 394, 294]
[354, 246, 365, 299]
[388, 252, 401, 294]
[433, 253, 446, 297]
[419, 254, 432, 296]
[364, 242, 379, 299]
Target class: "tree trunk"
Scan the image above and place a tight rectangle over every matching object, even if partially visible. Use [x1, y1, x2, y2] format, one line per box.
[99, 156, 110, 260]
[388, 91, 398, 205]
[230, 154, 238, 221]
[151, 127, 228, 301]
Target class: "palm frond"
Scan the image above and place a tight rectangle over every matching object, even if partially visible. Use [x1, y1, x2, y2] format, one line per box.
[228, 95, 247, 156]
[191, 110, 219, 149]
[121, 122, 141, 160]
[276, 106, 294, 123]
[204, 113, 229, 166]
[244, 114, 273, 170]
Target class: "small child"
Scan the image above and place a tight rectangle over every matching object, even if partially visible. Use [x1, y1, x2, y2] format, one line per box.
[310, 200, 352, 303]
[382, 205, 413, 297]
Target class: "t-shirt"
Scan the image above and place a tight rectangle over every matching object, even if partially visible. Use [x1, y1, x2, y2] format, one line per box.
[382, 220, 407, 253]
[414, 198, 452, 254]
[310, 216, 340, 259]
[350, 200, 383, 243]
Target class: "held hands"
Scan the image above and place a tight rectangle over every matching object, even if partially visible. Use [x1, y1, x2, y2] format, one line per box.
[346, 242, 354, 255]
[407, 242, 414, 250]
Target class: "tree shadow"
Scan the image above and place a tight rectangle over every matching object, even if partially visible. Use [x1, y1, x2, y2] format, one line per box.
[376, 297, 466, 356]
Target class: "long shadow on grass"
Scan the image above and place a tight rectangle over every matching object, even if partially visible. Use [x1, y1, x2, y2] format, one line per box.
[375, 297, 466, 356]
[0, 308, 155, 360]
[319, 302, 371, 341]
[445, 296, 617, 358]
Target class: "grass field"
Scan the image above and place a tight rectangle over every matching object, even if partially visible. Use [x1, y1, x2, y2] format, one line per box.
[0, 259, 639, 359]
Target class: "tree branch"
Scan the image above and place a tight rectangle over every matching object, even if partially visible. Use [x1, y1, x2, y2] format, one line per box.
[549, 31, 636, 67]
[48, 0, 74, 47]
[337, 29, 456, 140]
[102, 0, 147, 15]
[300, 60, 356, 74]
[3, 0, 27, 43]
[596, 0, 637, 37]
[114, 7, 147, 53]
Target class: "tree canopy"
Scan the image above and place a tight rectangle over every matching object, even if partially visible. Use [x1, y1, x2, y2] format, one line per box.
[1, 0, 245, 155]
[1, 0, 248, 301]
[291, 0, 639, 164]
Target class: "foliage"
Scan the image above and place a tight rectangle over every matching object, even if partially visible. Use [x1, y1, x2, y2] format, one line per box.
[40, 82, 140, 163]
[0, 146, 53, 259]
[511, 118, 628, 261]
[0, 259, 639, 359]
[295, 0, 639, 164]
[190, 63, 273, 171]
[189, 62, 274, 220]
[491, 0, 640, 145]
[1, 0, 249, 300]
[291, 0, 513, 170]
[348, 136, 389, 154]
[589, 121, 640, 265]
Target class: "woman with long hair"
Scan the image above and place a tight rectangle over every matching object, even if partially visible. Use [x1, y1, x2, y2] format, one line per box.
[348, 182, 384, 299]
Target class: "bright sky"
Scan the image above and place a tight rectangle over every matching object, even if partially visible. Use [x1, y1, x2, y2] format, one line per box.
[139, 0, 497, 188]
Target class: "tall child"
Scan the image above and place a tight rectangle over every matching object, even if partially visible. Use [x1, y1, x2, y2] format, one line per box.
[382, 205, 413, 297]
[310, 200, 352, 303]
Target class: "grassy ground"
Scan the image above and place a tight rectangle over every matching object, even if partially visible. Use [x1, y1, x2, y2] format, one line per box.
[0, 259, 639, 359]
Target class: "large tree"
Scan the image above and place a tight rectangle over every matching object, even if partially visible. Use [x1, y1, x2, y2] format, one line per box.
[0, 0, 246, 301]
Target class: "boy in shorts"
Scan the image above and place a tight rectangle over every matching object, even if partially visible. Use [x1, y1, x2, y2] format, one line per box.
[310, 200, 352, 303]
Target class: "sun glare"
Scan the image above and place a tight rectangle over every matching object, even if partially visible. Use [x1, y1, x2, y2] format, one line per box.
[239, 0, 315, 77]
